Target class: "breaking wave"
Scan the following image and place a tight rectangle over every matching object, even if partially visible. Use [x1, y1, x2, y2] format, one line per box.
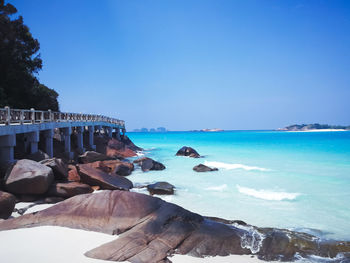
[237, 185, 300, 201]
[204, 161, 269, 171]
[205, 184, 228, 191]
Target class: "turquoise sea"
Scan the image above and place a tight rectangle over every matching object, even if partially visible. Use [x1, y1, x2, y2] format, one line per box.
[127, 130, 350, 242]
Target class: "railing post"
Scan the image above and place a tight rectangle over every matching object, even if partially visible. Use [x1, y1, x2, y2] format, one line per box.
[31, 108, 35, 124]
[48, 109, 52, 122]
[20, 110, 24, 125]
[5, 106, 10, 125]
[40, 111, 44, 123]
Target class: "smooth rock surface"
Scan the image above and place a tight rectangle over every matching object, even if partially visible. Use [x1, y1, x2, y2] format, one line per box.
[134, 157, 166, 172]
[5, 159, 54, 195]
[193, 164, 218, 172]
[147, 182, 175, 195]
[0, 191, 16, 219]
[176, 146, 200, 158]
[40, 158, 68, 180]
[77, 164, 133, 190]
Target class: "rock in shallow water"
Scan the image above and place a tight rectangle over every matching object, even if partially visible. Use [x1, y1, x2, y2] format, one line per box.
[193, 164, 218, 172]
[147, 182, 174, 195]
[133, 157, 165, 172]
[176, 146, 200, 158]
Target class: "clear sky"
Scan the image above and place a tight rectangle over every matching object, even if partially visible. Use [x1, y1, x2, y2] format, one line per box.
[10, 0, 350, 130]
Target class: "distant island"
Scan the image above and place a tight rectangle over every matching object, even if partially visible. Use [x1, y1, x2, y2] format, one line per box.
[278, 123, 350, 131]
[189, 128, 224, 132]
[132, 127, 167, 132]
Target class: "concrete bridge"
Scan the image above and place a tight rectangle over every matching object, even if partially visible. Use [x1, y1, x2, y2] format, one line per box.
[0, 107, 126, 165]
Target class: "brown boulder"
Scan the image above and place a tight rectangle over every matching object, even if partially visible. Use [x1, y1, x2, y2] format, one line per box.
[5, 159, 54, 195]
[39, 158, 68, 180]
[85, 160, 134, 176]
[176, 146, 200, 158]
[0, 191, 16, 219]
[106, 138, 137, 158]
[0, 191, 349, 262]
[133, 157, 166, 172]
[77, 164, 133, 190]
[193, 164, 218, 172]
[67, 165, 80, 182]
[47, 182, 93, 198]
[78, 151, 111, 164]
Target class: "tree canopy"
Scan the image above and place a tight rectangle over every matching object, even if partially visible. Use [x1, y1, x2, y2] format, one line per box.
[0, 0, 59, 111]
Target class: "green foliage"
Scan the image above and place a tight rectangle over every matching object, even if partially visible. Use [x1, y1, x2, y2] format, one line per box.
[0, 0, 59, 111]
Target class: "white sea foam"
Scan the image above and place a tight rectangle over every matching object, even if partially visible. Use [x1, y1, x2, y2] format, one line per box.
[204, 161, 269, 171]
[136, 151, 145, 157]
[205, 184, 228, 191]
[237, 185, 300, 201]
[232, 223, 265, 254]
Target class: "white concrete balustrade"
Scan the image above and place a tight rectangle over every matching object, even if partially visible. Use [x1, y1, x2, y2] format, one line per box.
[0, 107, 126, 165]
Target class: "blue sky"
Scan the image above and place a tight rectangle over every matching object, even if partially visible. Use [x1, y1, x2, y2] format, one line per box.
[10, 0, 350, 130]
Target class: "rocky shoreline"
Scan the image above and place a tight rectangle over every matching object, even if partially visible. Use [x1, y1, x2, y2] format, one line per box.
[1, 135, 350, 263]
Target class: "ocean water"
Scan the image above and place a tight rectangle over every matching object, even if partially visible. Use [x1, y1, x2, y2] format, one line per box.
[127, 130, 350, 242]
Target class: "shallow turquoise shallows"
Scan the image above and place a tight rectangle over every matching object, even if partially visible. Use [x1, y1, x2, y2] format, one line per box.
[127, 130, 350, 241]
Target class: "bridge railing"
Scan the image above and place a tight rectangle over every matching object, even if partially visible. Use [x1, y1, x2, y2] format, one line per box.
[0, 107, 125, 127]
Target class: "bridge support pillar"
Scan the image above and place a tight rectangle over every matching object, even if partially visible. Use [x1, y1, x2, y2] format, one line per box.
[95, 125, 102, 136]
[0, 134, 16, 165]
[122, 128, 126, 139]
[106, 127, 113, 138]
[76, 126, 85, 154]
[25, 131, 39, 154]
[42, 129, 54, 158]
[88, 126, 96, 151]
[62, 127, 74, 160]
[115, 128, 121, 140]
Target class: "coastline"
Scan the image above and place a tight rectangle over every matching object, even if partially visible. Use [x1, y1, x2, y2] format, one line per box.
[284, 129, 347, 132]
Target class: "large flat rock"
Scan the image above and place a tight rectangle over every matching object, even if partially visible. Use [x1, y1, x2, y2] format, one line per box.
[77, 164, 133, 190]
[0, 191, 349, 263]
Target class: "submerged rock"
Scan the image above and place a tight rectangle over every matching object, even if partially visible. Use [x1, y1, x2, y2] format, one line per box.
[0, 191, 16, 219]
[39, 158, 68, 180]
[193, 164, 218, 172]
[4, 159, 54, 195]
[176, 146, 200, 158]
[77, 164, 133, 191]
[133, 157, 165, 172]
[147, 182, 175, 195]
[0, 191, 349, 263]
